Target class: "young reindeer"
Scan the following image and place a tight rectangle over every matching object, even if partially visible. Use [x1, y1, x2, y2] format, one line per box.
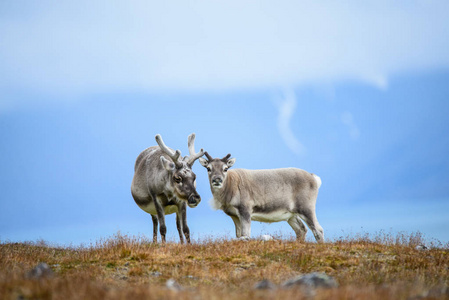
[131, 133, 204, 243]
[199, 152, 324, 243]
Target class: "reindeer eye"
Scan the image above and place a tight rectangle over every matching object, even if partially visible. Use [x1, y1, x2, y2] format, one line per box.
[174, 176, 182, 183]
[207, 167, 211, 172]
[223, 168, 228, 172]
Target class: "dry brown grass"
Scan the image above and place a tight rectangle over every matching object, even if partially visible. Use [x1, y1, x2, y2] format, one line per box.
[1, 232, 448, 300]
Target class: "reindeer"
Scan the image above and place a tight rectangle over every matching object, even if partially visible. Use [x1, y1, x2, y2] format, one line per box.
[199, 152, 324, 243]
[131, 134, 204, 243]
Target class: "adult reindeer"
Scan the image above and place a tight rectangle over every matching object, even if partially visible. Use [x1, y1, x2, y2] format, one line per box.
[199, 152, 324, 243]
[131, 134, 204, 243]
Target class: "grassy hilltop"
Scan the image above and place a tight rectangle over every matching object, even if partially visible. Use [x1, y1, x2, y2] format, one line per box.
[1, 233, 448, 300]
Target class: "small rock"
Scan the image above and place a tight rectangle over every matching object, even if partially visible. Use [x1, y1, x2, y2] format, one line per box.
[27, 263, 54, 279]
[150, 271, 162, 277]
[415, 245, 428, 251]
[124, 262, 130, 267]
[185, 275, 198, 280]
[254, 279, 277, 290]
[260, 235, 274, 241]
[282, 272, 338, 289]
[166, 278, 183, 291]
[408, 287, 449, 300]
[428, 286, 449, 297]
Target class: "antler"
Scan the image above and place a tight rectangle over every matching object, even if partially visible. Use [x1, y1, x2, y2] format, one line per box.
[155, 134, 182, 166]
[186, 133, 204, 165]
[204, 151, 213, 161]
[221, 153, 231, 162]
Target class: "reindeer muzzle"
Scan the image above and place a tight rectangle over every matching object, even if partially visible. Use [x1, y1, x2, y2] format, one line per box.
[212, 177, 223, 187]
[188, 194, 201, 208]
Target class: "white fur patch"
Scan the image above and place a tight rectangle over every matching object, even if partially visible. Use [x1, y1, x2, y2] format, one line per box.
[313, 174, 322, 188]
[139, 202, 157, 215]
[251, 211, 293, 223]
[139, 202, 178, 215]
[209, 197, 222, 211]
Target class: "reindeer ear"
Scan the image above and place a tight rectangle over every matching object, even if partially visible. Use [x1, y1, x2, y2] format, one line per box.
[227, 158, 236, 168]
[199, 157, 208, 167]
[160, 156, 175, 171]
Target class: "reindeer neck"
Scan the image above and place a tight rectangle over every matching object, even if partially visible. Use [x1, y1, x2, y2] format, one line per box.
[211, 170, 238, 204]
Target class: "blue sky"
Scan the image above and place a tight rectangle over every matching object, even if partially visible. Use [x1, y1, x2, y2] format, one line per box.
[1, 1, 449, 245]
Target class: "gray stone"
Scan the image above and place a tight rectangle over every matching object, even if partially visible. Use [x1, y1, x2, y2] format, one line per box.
[260, 235, 274, 241]
[254, 279, 277, 290]
[415, 244, 428, 251]
[27, 263, 54, 279]
[282, 272, 338, 289]
[407, 287, 449, 300]
[166, 278, 183, 291]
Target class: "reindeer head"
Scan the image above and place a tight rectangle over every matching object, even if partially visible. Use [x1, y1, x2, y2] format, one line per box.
[156, 133, 204, 208]
[199, 152, 236, 189]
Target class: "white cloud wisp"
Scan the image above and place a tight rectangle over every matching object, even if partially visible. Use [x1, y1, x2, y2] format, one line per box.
[275, 89, 305, 155]
[341, 111, 361, 140]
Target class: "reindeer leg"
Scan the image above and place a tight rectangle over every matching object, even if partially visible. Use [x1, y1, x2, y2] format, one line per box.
[180, 202, 191, 244]
[237, 207, 252, 239]
[175, 212, 184, 244]
[231, 216, 242, 238]
[288, 215, 307, 242]
[298, 208, 324, 243]
[151, 215, 158, 243]
[152, 193, 167, 243]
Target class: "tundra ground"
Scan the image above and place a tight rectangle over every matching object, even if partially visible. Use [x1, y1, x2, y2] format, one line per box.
[1, 232, 448, 299]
